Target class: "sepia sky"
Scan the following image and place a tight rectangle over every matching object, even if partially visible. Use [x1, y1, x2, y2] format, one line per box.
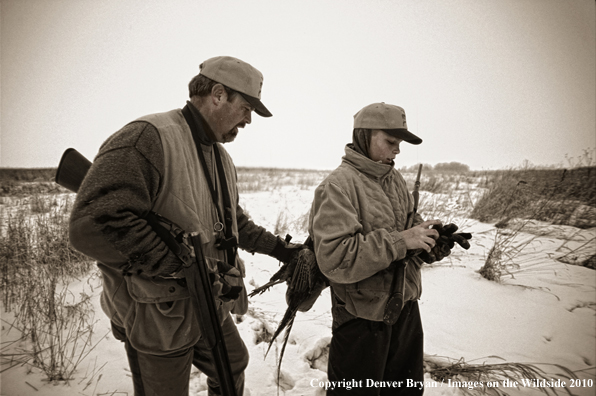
[1, 0, 594, 170]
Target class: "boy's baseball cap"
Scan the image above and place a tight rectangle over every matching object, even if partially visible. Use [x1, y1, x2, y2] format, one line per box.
[199, 56, 272, 117]
[353, 102, 422, 145]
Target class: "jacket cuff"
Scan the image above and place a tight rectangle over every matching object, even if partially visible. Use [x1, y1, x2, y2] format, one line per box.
[389, 230, 408, 261]
[255, 231, 279, 256]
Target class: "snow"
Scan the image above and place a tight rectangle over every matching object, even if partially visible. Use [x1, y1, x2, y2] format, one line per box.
[1, 184, 595, 396]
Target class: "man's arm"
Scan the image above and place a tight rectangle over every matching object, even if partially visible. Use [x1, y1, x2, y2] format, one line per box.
[236, 204, 278, 255]
[69, 122, 182, 277]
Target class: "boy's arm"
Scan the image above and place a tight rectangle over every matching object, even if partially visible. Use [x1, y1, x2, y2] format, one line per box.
[310, 182, 407, 284]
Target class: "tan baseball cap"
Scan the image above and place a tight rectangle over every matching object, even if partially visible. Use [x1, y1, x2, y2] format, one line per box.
[353, 102, 422, 145]
[199, 56, 272, 117]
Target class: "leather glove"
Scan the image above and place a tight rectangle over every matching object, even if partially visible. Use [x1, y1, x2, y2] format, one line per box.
[433, 223, 472, 250]
[270, 235, 304, 264]
[418, 240, 451, 264]
[416, 223, 472, 264]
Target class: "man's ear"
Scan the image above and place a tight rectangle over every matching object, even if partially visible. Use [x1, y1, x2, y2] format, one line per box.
[211, 84, 227, 105]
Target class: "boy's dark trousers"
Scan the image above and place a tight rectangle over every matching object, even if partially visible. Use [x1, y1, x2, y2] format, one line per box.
[111, 313, 248, 396]
[327, 300, 424, 396]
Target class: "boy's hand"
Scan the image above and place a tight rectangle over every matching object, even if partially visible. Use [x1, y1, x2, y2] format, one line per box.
[417, 223, 473, 264]
[401, 219, 442, 252]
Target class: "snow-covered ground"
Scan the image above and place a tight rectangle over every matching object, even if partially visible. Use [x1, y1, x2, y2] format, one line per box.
[1, 184, 595, 396]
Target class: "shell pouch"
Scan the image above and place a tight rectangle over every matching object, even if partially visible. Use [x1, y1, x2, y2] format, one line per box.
[124, 275, 199, 354]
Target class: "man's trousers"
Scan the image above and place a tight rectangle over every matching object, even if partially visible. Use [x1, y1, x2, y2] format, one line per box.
[112, 313, 249, 396]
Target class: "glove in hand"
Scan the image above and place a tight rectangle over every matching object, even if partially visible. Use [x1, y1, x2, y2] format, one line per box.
[270, 235, 304, 264]
[416, 223, 472, 264]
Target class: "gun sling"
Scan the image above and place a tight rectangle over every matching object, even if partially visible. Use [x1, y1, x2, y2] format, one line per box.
[181, 105, 238, 268]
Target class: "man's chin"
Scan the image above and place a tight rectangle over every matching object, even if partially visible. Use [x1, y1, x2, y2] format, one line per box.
[222, 131, 239, 143]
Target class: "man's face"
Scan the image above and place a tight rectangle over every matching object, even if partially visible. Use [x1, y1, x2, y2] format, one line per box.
[369, 129, 402, 165]
[212, 93, 254, 143]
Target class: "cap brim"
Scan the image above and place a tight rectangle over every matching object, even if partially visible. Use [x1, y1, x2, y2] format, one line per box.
[239, 93, 272, 117]
[384, 129, 422, 145]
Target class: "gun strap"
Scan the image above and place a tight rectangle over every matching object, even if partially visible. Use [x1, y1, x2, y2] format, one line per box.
[181, 105, 237, 267]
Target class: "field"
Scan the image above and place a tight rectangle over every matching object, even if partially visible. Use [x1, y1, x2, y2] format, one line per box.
[1, 164, 595, 396]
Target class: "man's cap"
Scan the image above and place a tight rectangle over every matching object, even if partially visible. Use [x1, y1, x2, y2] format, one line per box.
[199, 56, 272, 117]
[353, 102, 422, 145]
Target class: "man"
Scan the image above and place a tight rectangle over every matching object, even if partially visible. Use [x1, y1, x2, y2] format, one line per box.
[309, 103, 444, 395]
[69, 56, 300, 396]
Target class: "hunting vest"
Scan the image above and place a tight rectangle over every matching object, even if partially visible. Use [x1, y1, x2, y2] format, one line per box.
[119, 109, 246, 354]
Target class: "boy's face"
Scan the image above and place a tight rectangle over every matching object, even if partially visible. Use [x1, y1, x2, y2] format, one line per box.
[369, 129, 402, 165]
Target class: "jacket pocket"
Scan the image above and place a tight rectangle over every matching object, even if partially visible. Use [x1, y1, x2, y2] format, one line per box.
[342, 268, 394, 321]
[126, 275, 190, 303]
[123, 276, 198, 354]
[124, 296, 200, 355]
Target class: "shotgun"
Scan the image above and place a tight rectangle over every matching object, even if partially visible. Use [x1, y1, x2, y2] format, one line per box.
[383, 164, 423, 326]
[56, 148, 238, 396]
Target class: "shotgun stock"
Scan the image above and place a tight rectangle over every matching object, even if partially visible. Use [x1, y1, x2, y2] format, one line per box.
[55, 148, 92, 193]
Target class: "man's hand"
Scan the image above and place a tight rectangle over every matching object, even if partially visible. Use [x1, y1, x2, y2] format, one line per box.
[401, 219, 442, 252]
[270, 235, 304, 264]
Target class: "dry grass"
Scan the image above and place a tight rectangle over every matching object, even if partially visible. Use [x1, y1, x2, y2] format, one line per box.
[471, 152, 596, 281]
[425, 355, 580, 396]
[236, 167, 329, 193]
[0, 195, 98, 381]
[471, 167, 596, 227]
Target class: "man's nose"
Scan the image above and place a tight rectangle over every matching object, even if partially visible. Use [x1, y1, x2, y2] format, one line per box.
[244, 111, 252, 125]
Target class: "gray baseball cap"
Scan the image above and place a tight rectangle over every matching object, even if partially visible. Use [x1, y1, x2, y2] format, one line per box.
[199, 56, 272, 117]
[353, 102, 422, 145]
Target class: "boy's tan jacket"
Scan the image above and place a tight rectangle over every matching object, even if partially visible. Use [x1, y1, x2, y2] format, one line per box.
[309, 145, 423, 321]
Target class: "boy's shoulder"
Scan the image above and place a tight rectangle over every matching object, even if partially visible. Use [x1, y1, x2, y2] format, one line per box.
[320, 162, 360, 186]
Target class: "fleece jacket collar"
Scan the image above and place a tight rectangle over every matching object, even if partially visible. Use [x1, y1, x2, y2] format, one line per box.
[343, 144, 394, 181]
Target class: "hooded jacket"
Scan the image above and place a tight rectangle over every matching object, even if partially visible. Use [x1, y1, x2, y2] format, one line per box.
[309, 144, 424, 322]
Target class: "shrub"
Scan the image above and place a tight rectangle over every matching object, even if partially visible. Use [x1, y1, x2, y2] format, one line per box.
[471, 167, 596, 227]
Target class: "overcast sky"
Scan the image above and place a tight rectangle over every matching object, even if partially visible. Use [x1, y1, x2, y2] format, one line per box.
[1, 0, 594, 170]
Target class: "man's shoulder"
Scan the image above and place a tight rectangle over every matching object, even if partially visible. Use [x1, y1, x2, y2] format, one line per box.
[134, 109, 183, 127]
[100, 121, 158, 152]
[96, 121, 163, 171]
